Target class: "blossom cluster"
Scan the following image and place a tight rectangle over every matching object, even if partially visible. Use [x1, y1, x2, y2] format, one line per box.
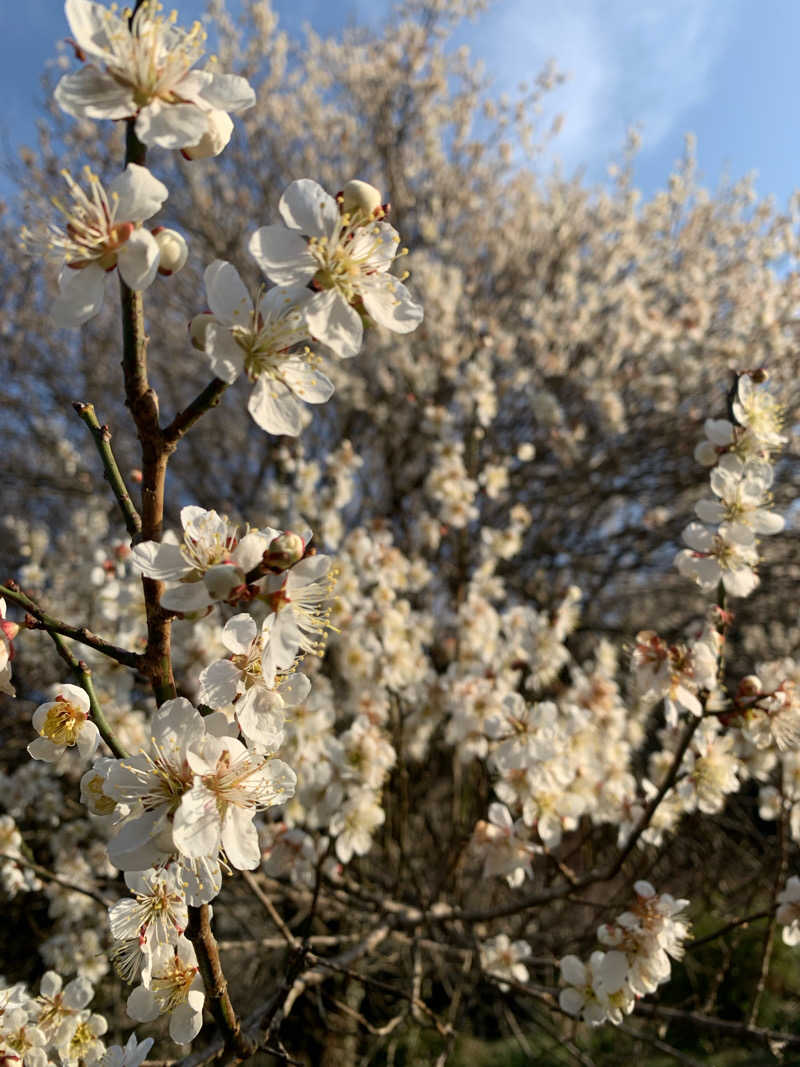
[675, 372, 786, 598]
[0, 970, 152, 1067]
[559, 881, 691, 1025]
[5, 0, 800, 1059]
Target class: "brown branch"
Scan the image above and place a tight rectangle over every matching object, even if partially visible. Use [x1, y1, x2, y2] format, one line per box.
[119, 125, 176, 707]
[163, 378, 229, 446]
[185, 904, 255, 1063]
[634, 1002, 800, 1049]
[1, 582, 141, 671]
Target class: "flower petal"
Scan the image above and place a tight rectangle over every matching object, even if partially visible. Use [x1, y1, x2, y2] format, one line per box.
[197, 660, 241, 709]
[360, 273, 424, 333]
[109, 164, 168, 222]
[135, 100, 210, 149]
[188, 70, 256, 113]
[278, 179, 340, 238]
[52, 265, 106, 328]
[160, 583, 212, 614]
[205, 324, 244, 384]
[248, 376, 305, 436]
[305, 289, 363, 358]
[54, 66, 135, 120]
[130, 541, 188, 581]
[248, 225, 317, 286]
[117, 230, 161, 290]
[204, 260, 251, 324]
[223, 613, 258, 654]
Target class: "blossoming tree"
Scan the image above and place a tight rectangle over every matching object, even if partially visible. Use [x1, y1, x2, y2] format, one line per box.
[2, 2, 800, 1065]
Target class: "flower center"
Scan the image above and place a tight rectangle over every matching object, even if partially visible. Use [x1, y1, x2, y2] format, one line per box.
[152, 956, 198, 1013]
[42, 697, 87, 746]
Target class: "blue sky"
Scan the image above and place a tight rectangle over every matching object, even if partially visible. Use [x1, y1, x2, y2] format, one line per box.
[2, 0, 799, 207]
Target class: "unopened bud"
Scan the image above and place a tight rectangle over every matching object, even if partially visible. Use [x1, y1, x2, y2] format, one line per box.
[738, 674, 762, 697]
[750, 368, 768, 384]
[264, 531, 306, 571]
[153, 228, 188, 275]
[341, 180, 383, 218]
[182, 109, 234, 160]
[188, 313, 216, 352]
[0, 619, 19, 643]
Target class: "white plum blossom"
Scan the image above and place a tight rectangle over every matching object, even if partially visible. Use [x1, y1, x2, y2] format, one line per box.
[108, 867, 188, 982]
[0, 1007, 49, 1067]
[597, 881, 690, 997]
[99, 1034, 154, 1067]
[172, 734, 296, 870]
[153, 228, 188, 275]
[735, 671, 800, 753]
[0, 598, 17, 696]
[733, 373, 786, 452]
[260, 553, 336, 683]
[777, 876, 800, 946]
[676, 721, 741, 815]
[198, 260, 334, 436]
[471, 802, 538, 887]
[55, 0, 255, 152]
[126, 937, 204, 1045]
[695, 455, 784, 546]
[61, 1008, 108, 1066]
[21, 164, 168, 327]
[249, 179, 423, 359]
[101, 697, 231, 872]
[28, 683, 99, 763]
[35, 972, 94, 1046]
[131, 505, 278, 614]
[676, 522, 759, 598]
[558, 951, 633, 1025]
[328, 787, 385, 863]
[479, 934, 532, 991]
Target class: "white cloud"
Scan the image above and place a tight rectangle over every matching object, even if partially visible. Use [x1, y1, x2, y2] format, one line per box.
[463, 0, 738, 173]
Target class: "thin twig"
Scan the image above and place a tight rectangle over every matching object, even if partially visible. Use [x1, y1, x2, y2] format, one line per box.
[1, 582, 141, 671]
[748, 795, 789, 1026]
[163, 378, 229, 446]
[0, 852, 112, 907]
[634, 1002, 800, 1049]
[241, 870, 299, 947]
[73, 401, 142, 538]
[688, 909, 771, 951]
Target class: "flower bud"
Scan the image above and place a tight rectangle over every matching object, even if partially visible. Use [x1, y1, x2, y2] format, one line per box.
[341, 180, 383, 218]
[153, 228, 188, 275]
[188, 313, 216, 352]
[738, 674, 762, 697]
[264, 531, 306, 571]
[182, 109, 234, 160]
